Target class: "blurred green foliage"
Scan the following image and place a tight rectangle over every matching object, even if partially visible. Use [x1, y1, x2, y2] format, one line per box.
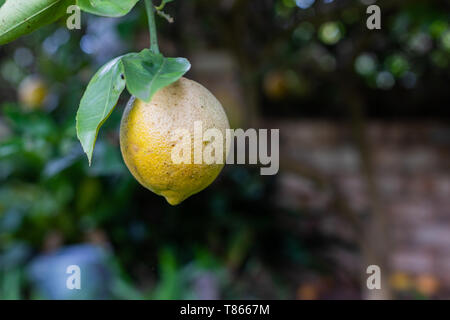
[0, 0, 449, 299]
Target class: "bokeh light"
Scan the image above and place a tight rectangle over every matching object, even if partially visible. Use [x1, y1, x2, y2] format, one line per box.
[355, 53, 377, 76]
[318, 22, 344, 45]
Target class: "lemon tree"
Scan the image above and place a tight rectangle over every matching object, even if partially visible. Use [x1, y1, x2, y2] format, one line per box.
[0, 0, 229, 205]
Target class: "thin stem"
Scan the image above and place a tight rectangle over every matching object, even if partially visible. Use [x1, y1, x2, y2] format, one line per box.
[144, 0, 160, 54]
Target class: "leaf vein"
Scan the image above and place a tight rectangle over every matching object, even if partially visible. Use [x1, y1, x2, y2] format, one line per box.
[0, 0, 64, 38]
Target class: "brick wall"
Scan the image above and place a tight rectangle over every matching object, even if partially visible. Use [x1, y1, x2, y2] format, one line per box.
[272, 120, 450, 292]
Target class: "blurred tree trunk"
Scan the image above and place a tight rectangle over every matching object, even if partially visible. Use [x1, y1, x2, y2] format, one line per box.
[347, 89, 392, 300]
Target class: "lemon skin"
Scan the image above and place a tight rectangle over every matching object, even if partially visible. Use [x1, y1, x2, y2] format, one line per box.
[120, 77, 230, 205]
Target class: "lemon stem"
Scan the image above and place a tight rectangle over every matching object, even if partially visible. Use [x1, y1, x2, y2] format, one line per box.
[145, 0, 160, 54]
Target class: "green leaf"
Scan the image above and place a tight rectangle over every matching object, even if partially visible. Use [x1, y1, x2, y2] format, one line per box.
[0, 0, 74, 45]
[76, 57, 126, 165]
[0, 0, 6, 8]
[76, 0, 139, 17]
[122, 49, 191, 102]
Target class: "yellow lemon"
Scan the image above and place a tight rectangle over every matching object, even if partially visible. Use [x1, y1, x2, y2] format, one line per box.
[18, 75, 48, 110]
[415, 274, 439, 296]
[120, 77, 230, 205]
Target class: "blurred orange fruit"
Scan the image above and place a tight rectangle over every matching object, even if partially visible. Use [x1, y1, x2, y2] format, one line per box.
[263, 71, 288, 100]
[415, 274, 439, 296]
[296, 283, 320, 300]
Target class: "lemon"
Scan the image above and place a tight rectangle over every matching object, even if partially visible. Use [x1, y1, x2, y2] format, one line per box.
[120, 77, 230, 205]
[18, 75, 48, 110]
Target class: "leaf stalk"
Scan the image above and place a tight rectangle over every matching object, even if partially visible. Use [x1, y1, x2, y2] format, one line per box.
[144, 0, 159, 54]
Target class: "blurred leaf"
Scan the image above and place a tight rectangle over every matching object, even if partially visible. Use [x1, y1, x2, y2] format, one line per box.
[76, 178, 101, 212]
[227, 229, 253, 269]
[122, 49, 191, 102]
[0, 0, 74, 45]
[111, 278, 143, 300]
[153, 248, 180, 299]
[43, 145, 83, 178]
[0, 138, 23, 158]
[3, 106, 56, 138]
[106, 254, 143, 299]
[386, 54, 409, 77]
[76, 56, 126, 165]
[77, 0, 139, 17]
[0, 268, 22, 300]
[0, 243, 31, 270]
[88, 141, 125, 176]
[0, 209, 24, 233]
[194, 248, 221, 270]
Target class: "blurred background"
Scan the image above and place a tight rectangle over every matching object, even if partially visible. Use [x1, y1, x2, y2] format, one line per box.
[0, 0, 449, 300]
